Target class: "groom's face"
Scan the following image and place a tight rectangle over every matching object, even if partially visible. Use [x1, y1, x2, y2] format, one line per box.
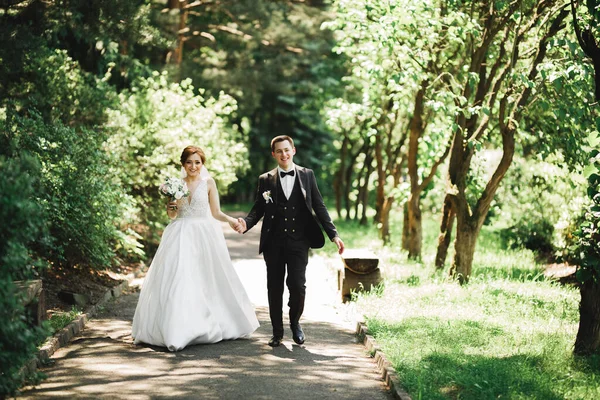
[272, 140, 296, 170]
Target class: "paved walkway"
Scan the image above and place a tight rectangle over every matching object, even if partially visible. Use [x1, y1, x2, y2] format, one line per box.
[20, 215, 392, 399]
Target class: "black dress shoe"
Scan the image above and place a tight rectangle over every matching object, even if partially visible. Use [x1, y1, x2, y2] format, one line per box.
[291, 324, 305, 345]
[268, 336, 283, 347]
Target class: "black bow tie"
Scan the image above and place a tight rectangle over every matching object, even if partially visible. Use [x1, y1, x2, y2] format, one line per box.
[280, 170, 295, 178]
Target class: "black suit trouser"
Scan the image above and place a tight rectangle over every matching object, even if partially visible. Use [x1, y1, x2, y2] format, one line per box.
[262, 237, 309, 337]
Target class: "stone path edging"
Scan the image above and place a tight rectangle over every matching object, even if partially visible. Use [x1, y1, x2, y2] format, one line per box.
[33, 279, 130, 370]
[356, 321, 412, 400]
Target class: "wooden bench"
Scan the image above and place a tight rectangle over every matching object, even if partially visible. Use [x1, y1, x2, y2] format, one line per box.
[339, 249, 382, 302]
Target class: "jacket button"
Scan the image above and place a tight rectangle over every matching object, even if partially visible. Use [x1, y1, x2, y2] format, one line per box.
[292, 218, 295, 221]
[285, 218, 288, 221]
[292, 229, 295, 232]
[284, 229, 287, 232]
[271, 215, 274, 219]
[284, 207, 287, 210]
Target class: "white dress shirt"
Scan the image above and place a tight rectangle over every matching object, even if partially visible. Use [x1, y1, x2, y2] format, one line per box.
[278, 164, 296, 200]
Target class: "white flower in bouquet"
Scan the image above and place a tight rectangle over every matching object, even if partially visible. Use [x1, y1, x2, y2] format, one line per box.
[159, 177, 190, 208]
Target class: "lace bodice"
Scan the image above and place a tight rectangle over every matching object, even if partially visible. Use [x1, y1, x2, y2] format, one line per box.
[177, 179, 210, 218]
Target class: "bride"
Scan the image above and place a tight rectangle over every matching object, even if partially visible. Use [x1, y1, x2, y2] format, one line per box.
[132, 145, 259, 351]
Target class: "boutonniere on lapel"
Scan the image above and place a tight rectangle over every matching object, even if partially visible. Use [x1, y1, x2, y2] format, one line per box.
[262, 190, 273, 204]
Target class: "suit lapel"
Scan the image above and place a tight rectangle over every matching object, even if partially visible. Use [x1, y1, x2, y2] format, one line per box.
[268, 168, 279, 204]
[296, 165, 308, 202]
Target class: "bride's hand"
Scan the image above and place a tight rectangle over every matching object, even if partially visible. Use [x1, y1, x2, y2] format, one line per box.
[236, 218, 247, 234]
[167, 200, 178, 210]
[228, 218, 240, 232]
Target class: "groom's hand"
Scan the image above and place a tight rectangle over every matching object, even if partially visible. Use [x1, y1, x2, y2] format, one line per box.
[235, 217, 247, 234]
[333, 237, 345, 255]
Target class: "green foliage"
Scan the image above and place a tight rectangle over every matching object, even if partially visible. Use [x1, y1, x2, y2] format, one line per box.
[326, 0, 592, 262]
[4, 110, 122, 269]
[168, 0, 343, 198]
[340, 217, 596, 399]
[1, 1, 138, 268]
[573, 132, 600, 283]
[106, 73, 249, 244]
[523, 47, 595, 168]
[5, 0, 165, 89]
[493, 155, 587, 257]
[46, 306, 82, 336]
[0, 154, 49, 398]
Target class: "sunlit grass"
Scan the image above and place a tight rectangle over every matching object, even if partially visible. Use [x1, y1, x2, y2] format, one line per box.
[352, 274, 600, 399]
[324, 211, 600, 399]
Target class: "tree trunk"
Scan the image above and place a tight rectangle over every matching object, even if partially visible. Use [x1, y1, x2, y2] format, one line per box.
[574, 280, 600, 355]
[343, 152, 354, 220]
[435, 195, 456, 270]
[449, 215, 478, 284]
[405, 194, 423, 259]
[334, 136, 349, 218]
[404, 84, 426, 259]
[379, 197, 394, 244]
[359, 186, 369, 225]
[354, 158, 369, 221]
[172, 0, 188, 74]
[360, 152, 374, 225]
[374, 132, 384, 224]
[401, 202, 409, 250]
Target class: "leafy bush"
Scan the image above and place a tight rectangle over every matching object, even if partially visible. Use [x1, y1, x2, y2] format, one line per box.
[105, 73, 249, 248]
[499, 216, 556, 255]
[4, 109, 123, 269]
[494, 155, 586, 257]
[0, 154, 49, 398]
[573, 141, 600, 283]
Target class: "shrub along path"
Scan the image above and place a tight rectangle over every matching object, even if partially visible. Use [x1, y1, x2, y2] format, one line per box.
[20, 213, 392, 399]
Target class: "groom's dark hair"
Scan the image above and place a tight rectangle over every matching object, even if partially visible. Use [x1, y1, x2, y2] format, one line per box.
[271, 135, 294, 152]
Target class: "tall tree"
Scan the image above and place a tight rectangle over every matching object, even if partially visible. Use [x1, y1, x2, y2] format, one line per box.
[158, 0, 345, 199]
[325, 0, 465, 253]
[570, 0, 600, 356]
[436, 1, 572, 283]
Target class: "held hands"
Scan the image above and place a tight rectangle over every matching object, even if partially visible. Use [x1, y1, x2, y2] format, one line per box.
[235, 218, 247, 234]
[333, 236, 345, 255]
[228, 217, 247, 234]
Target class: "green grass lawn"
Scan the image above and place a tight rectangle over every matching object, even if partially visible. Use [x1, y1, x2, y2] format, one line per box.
[321, 214, 600, 399]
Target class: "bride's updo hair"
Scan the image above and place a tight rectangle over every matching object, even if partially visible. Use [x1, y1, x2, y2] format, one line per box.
[180, 145, 206, 165]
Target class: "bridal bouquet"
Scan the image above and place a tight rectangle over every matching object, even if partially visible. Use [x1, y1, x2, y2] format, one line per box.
[159, 177, 190, 209]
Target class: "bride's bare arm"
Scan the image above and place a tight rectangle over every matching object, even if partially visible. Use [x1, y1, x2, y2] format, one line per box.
[207, 178, 238, 227]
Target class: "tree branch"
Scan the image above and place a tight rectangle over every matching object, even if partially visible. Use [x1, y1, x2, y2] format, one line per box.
[204, 24, 304, 53]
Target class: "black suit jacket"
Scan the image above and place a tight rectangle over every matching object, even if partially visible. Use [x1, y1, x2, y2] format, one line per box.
[244, 165, 338, 254]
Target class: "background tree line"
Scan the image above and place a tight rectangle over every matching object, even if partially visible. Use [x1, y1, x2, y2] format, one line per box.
[1, 0, 599, 397]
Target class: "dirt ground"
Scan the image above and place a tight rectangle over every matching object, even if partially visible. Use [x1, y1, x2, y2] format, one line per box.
[41, 262, 136, 319]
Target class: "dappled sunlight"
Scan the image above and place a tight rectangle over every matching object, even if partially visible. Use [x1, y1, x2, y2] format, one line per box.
[351, 260, 595, 399]
[22, 305, 387, 398]
[354, 279, 579, 335]
[21, 221, 390, 399]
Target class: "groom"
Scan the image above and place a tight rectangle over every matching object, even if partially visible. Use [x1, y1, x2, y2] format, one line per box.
[237, 135, 344, 347]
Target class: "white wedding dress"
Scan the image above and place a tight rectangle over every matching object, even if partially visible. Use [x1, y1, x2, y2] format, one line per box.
[132, 178, 259, 351]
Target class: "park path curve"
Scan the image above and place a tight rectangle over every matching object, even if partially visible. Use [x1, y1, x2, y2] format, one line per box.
[20, 213, 392, 400]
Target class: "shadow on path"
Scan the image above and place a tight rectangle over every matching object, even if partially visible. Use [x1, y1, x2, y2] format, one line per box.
[20, 215, 391, 400]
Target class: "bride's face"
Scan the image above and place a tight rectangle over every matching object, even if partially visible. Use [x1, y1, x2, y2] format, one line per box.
[183, 153, 203, 178]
